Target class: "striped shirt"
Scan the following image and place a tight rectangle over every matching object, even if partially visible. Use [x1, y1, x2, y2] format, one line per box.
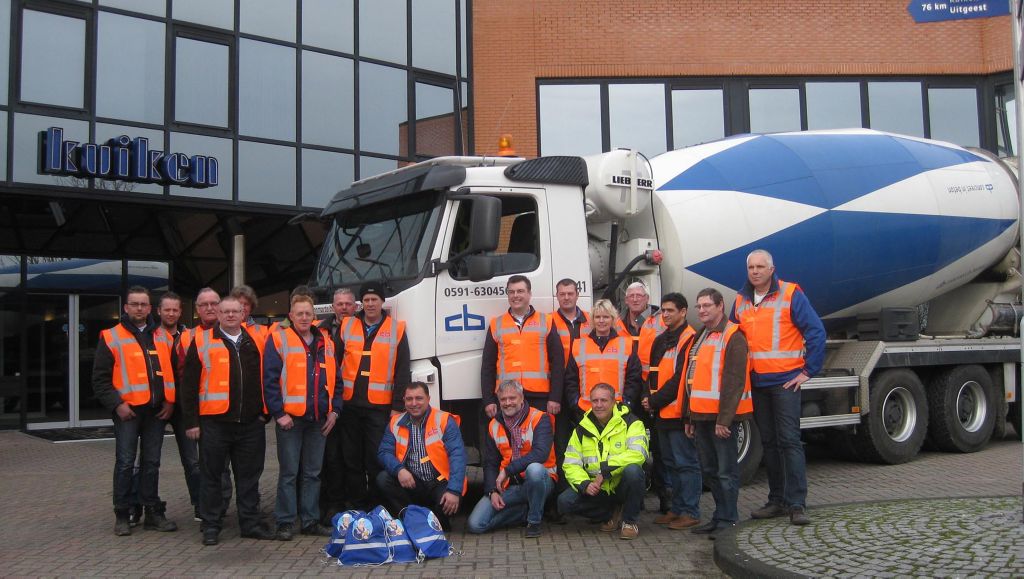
[405, 416, 440, 483]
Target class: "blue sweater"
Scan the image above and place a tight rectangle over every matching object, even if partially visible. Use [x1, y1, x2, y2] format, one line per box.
[377, 407, 467, 496]
[730, 274, 826, 388]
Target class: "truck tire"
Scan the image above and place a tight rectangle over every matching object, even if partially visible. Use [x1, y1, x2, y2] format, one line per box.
[852, 369, 928, 464]
[927, 365, 996, 453]
[736, 418, 762, 485]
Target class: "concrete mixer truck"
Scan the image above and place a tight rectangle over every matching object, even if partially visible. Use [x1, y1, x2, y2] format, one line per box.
[312, 128, 1021, 477]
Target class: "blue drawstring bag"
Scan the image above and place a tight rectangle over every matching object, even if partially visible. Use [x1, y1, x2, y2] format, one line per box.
[339, 509, 390, 566]
[369, 506, 418, 564]
[402, 505, 453, 560]
[324, 510, 362, 559]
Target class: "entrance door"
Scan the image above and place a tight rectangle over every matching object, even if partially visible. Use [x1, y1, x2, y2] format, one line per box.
[75, 295, 121, 425]
[0, 292, 25, 428]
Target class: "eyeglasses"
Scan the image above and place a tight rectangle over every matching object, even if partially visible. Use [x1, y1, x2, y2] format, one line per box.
[126, 302, 150, 308]
[695, 303, 717, 310]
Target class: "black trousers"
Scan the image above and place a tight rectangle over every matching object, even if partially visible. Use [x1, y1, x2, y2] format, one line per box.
[339, 405, 389, 509]
[376, 470, 454, 530]
[319, 421, 346, 518]
[198, 418, 266, 532]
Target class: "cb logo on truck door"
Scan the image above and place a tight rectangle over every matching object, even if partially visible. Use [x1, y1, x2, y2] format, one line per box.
[445, 304, 485, 332]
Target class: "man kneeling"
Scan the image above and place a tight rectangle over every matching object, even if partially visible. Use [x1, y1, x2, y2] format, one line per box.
[468, 380, 557, 538]
[557, 383, 649, 540]
[377, 382, 466, 530]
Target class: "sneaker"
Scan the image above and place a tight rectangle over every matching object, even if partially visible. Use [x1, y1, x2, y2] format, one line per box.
[128, 505, 143, 527]
[654, 512, 679, 525]
[275, 522, 294, 541]
[750, 502, 787, 519]
[241, 526, 276, 540]
[619, 522, 639, 540]
[789, 506, 810, 526]
[599, 506, 624, 533]
[193, 506, 202, 522]
[301, 523, 333, 537]
[202, 528, 220, 546]
[690, 520, 718, 534]
[667, 515, 701, 530]
[709, 522, 737, 540]
[525, 523, 542, 538]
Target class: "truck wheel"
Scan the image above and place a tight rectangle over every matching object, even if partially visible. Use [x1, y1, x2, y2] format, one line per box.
[736, 418, 762, 485]
[927, 365, 996, 453]
[852, 369, 928, 464]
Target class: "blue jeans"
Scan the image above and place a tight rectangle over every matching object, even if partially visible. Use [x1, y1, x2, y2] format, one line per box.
[752, 385, 807, 508]
[275, 418, 328, 527]
[467, 463, 555, 533]
[168, 405, 201, 506]
[112, 404, 166, 509]
[658, 428, 701, 518]
[693, 421, 740, 524]
[556, 463, 645, 524]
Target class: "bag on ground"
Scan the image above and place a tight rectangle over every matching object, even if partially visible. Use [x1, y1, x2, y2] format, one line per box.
[370, 505, 418, 563]
[402, 504, 453, 560]
[339, 508, 390, 566]
[324, 510, 363, 559]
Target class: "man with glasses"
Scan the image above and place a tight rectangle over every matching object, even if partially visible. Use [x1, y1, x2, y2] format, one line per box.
[181, 296, 274, 545]
[92, 285, 178, 536]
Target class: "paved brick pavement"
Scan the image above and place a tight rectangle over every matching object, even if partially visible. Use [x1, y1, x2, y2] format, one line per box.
[0, 429, 1019, 577]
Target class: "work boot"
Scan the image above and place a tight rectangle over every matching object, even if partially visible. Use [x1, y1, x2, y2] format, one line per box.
[600, 506, 623, 533]
[750, 502, 787, 519]
[667, 515, 701, 530]
[114, 508, 131, 536]
[143, 502, 178, 532]
[789, 506, 811, 526]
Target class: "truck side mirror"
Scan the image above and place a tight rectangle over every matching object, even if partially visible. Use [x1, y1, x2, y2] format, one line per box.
[466, 255, 497, 282]
[467, 196, 500, 253]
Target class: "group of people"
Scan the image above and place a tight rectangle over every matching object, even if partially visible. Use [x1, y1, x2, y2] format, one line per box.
[92, 247, 824, 546]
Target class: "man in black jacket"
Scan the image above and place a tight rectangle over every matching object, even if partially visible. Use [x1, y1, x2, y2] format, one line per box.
[181, 296, 274, 546]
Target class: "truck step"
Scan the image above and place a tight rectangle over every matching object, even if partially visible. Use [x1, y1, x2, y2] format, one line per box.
[802, 375, 860, 390]
[800, 414, 861, 429]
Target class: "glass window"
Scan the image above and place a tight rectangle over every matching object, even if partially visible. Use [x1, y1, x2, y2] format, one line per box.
[359, 0, 406, 65]
[539, 84, 602, 156]
[238, 141, 296, 205]
[13, 114, 89, 186]
[175, 38, 230, 127]
[173, 0, 234, 30]
[671, 89, 724, 148]
[806, 82, 861, 130]
[0, 0, 10, 106]
[868, 82, 924, 137]
[96, 13, 165, 124]
[360, 155, 397, 179]
[359, 62, 407, 156]
[749, 88, 800, 133]
[303, 0, 353, 53]
[928, 88, 979, 147]
[20, 11, 86, 108]
[996, 86, 1017, 156]
[609, 84, 667, 156]
[301, 51, 353, 148]
[239, 40, 296, 141]
[413, 0, 456, 75]
[169, 132, 232, 200]
[302, 148, 354, 208]
[100, 0, 165, 17]
[449, 195, 540, 278]
[240, 0, 296, 42]
[0, 256, 20, 287]
[460, 0, 467, 77]
[94, 123, 165, 194]
[415, 83, 455, 157]
[0, 113, 6, 180]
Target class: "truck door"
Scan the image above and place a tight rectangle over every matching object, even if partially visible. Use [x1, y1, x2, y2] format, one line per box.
[434, 189, 554, 401]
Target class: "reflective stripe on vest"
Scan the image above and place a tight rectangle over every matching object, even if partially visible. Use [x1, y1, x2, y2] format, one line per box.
[390, 409, 467, 494]
[491, 311, 552, 394]
[734, 281, 805, 374]
[273, 327, 337, 416]
[101, 325, 174, 405]
[648, 325, 696, 420]
[340, 316, 404, 405]
[487, 407, 558, 485]
[151, 328, 177, 403]
[572, 334, 630, 412]
[690, 323, 752, 415]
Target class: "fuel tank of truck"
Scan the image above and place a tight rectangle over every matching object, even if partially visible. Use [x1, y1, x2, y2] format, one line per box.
[648, 128, 1019, 321]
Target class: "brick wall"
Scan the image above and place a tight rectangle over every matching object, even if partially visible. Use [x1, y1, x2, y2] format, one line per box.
[472, 0, 1014, 158]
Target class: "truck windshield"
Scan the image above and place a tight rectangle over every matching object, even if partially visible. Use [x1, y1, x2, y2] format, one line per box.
[314, 192, 443, 288]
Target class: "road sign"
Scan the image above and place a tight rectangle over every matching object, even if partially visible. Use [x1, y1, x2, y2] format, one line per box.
[907, 1, 1011, 23]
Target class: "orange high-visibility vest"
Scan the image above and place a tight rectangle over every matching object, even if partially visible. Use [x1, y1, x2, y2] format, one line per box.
[647, 325, 696, 420]
[100, 324, 175, 406]
[490, 311, 553, 394]
[690, 323, 753, 415]
[339, 316, 405, 405]
[571, 333, 631, 412]
[270, 327, 337, 417]
[488, 407, 557, 486]
[193, 327, 267, 415]
[151, 327, 178, 403]
[733, 281, 805, 374]
[389, 409, 467, 495]
[617, 314, 666, 380]
[552, 310, 591, 366]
